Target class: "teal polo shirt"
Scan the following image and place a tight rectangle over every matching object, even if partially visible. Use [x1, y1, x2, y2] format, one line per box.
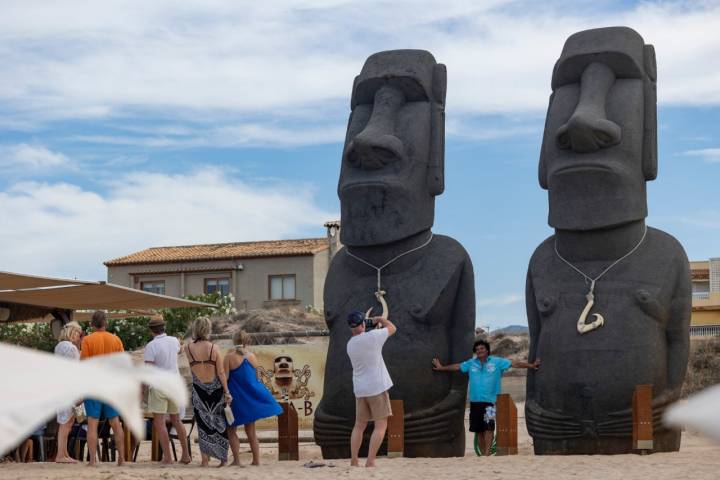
[460, 356, 512, 403]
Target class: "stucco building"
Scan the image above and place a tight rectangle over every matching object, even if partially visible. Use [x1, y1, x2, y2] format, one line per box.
[105, 229, 340, 311]
[690, 258, 720, 336]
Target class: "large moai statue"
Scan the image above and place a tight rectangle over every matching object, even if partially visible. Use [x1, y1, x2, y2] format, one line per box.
[525, 27, 692, 454]
[313, 50, 475, 458]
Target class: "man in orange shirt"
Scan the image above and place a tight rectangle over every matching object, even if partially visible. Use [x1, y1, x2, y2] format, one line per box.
[80, 311, 125, 466]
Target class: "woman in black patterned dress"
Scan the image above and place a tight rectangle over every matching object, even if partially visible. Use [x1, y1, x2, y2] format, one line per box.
[185, 316, 231, 466]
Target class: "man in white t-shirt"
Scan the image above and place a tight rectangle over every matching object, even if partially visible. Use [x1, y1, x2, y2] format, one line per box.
[346, 310, 397, 467]
[144, 316, 191, 465]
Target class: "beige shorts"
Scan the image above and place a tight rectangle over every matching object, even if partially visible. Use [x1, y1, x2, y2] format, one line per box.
[355, 391, 392, 423]
[148, 387, 179, 415]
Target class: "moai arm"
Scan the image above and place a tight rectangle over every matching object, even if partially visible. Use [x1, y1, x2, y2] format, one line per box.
[405, 255, 474, 435]
[525, 266, 540, 401]
[663, 255, 691, 404]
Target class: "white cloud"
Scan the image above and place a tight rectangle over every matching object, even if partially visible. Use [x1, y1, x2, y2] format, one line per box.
[0, 143, 70, 169]
[69, 122, 347, 148]
[0, 169, 336, 280]
[1, 0, 719, 139]
[477, 293, 523, 308]
[683, 148, 720, 163]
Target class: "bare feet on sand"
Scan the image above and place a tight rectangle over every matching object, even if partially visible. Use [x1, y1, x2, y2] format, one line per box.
[55, 456, 78, 464]
[230, 460, 245, 467]
[180, 456, 192, 465]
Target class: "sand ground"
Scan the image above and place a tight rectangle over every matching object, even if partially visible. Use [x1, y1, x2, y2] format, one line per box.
[2, 403, 719, 480]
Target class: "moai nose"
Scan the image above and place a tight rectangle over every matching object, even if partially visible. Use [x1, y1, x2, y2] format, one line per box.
[556, 62, 622, 153]
[344, 86, 405, 170]
[345, 133, 405, 170]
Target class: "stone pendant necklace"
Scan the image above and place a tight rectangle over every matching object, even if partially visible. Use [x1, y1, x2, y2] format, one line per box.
[345, 232, 434, 320]
[553, 225, 648, 335]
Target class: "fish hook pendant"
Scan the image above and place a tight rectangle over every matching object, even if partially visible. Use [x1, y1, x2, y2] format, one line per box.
[577, 280, 604, 334]
[365, 290, 389, 320]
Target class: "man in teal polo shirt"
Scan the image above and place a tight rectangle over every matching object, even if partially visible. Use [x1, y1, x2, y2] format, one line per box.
[433, 339, 540, 456]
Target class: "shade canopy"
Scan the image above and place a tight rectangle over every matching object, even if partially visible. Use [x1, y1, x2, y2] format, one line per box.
[0, 271, 92, 291]
[0, 270, 214, 314]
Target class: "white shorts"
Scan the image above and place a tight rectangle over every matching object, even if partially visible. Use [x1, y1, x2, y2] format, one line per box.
[57, 407, 73, 425]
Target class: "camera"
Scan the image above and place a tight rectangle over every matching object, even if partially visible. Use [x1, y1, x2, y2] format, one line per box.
[364, 317, 376, 330]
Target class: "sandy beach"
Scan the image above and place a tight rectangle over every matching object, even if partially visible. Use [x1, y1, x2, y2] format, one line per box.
[2, 403, 719, 480]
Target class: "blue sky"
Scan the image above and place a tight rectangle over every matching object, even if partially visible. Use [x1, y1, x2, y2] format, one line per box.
[1, 1, 718, 329]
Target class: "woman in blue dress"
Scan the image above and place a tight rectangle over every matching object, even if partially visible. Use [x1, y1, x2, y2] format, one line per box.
[224, 330, 282, 466]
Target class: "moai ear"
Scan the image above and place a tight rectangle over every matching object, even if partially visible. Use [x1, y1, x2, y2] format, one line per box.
[538, 92, 554, 190]
[428, 63, 447, 196]
[642, 45, 658, 181]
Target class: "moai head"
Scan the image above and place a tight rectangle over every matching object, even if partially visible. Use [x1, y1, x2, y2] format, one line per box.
[338, 50, 447, 246]
[539, 27, 657, 230]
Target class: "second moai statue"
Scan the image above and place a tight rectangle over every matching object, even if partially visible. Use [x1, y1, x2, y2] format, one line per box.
[312, 50, 475, 458]
[525, 27, 691, 454]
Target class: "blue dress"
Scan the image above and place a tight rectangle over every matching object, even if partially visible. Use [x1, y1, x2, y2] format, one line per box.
[228, 359, 283, 426]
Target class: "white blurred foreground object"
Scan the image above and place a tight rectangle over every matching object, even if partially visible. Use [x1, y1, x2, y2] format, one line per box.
[664, 384, 720, 442]
[0, 342, 187, 456]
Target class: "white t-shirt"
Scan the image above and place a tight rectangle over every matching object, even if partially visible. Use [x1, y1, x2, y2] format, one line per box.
[54, 340, 80, 360]
[346, 328, 393, 398]
[144, 333, 180, 372]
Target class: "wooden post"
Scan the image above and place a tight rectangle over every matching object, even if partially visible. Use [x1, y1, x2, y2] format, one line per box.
[495, 393, 518, 455]
[633, 384, 653, 452]
[278, 402, 299, 461]
[387, 399, 404, 458]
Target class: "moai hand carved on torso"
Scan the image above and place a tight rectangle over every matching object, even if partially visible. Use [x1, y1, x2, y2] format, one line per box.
[312, 50, 475, 459]
[525, 27, 691, 455]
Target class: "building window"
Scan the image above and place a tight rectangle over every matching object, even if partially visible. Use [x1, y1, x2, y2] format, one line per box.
[269, 275, 296, 300]
[141, 281, 165, 295]
[205, 278, 230, 296]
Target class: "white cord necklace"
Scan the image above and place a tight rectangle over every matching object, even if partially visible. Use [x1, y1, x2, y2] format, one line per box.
[554, 224, 648, 335]
[345, 232, 434, 319]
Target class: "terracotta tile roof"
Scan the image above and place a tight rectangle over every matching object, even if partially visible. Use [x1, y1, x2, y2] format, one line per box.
[105, 238, 329, 266]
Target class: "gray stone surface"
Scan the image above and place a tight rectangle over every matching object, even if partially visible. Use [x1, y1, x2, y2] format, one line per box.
[526, 27, 691, 454]
[313, 50, 475, 458]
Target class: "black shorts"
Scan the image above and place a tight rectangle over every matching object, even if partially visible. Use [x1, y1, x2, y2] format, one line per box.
[469, 402, 495, 433]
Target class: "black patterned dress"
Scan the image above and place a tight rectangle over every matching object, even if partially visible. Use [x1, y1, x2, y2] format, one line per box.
[188, 344, 228, 462]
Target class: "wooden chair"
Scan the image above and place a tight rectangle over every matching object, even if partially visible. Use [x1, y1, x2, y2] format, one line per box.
[169, 415, 195, 460]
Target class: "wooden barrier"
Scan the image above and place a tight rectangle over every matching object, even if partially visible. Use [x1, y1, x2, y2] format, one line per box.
[387, 399, 404, 458]
[278, 402, 299, 460]
[495, 394, 518, 456]
[633, 384, 653, 452]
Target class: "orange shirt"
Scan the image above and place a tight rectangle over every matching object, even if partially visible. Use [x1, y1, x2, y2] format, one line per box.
[80, 330, 124, 359]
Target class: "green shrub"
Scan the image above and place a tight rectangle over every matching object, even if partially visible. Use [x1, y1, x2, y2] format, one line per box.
[0, 322, 56, 352]
[162, 292, 230, 338]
